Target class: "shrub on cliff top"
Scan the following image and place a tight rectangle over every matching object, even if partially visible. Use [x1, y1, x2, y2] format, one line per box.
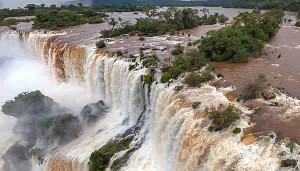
[89, 137, 133, 171]
[208, 105, 241, 130]
[184, 70, 213, 87]
[96, 40, 106, 49]
[161, 72, 171, 83]
[143, 54, 159, 68]
[2, 90, 62, 117]
[144, 74, 152, 84]
[171, 44, 184, 56]
[242, 74, 268, 100]
[233, 128, 241, 134]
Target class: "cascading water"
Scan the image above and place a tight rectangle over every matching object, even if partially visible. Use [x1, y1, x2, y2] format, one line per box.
[1, 30, 300, 171]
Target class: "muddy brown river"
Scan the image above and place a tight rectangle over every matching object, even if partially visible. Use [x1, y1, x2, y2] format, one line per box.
[214, 25, 300, 142]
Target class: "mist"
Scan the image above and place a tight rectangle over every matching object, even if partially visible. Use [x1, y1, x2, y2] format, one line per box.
[0, 0, 89, 8]
[0, 32, 95, 170]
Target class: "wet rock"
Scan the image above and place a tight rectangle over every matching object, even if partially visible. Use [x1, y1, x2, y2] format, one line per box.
[80, 100, 108, 124]
[263, 90, 276, 100]
[244, 100, 267, 109]
[89, 136, 134, 171]
[39, 114, 82, 145]
[241, 134, 257, 145]
[2, 143, 31, 171]
[192, 102, 201, 109]
[224, 92, 236, 102]
[281, 159, 297, 168]
[1, 91, 82, 171]
[2, 91, 70, 145]
[200, 118, 210, 128]
[284, 137, 290, 144]
[194, 112, 206, 119]
[270, 102, 279, 107]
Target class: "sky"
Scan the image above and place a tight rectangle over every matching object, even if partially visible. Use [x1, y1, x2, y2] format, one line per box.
[0, 0, 86, 8]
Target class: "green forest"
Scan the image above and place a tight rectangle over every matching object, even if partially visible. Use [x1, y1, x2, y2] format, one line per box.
[101, 8, 228, 37]
[200, 9, 284, 62]
[224, 0, 300, 12]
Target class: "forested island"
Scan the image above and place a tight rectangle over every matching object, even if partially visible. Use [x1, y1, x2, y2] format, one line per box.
[0, 4, 154, 29]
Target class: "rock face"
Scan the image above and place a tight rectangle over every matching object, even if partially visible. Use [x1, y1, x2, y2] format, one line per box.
[39, 114, 82, 145]
[89, 111, 146, 171]
[263, 90, 276, 100]
[1, 91, 80, 146]
[2, 143, 31, 171]
[281, 159, 297, 168]
[241, 134, 257, 145]
[80, 100, 108, 124]
[1, 91, 82, 171]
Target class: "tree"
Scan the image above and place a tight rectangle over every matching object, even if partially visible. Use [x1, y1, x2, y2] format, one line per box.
[242, 74, 268, 100]
[145, 9, 157, 19]
[200, 8, 209, 16]
[105, 17, 118, 30]
[218, 14, 229, 24]
[25, 4, 37, 12]
[161, 72, 171, 83]
[171, 44, 184, 55]
[208, 106, 240, 130]
[199, 10, 283, 63]
[96, 40, 106, 48]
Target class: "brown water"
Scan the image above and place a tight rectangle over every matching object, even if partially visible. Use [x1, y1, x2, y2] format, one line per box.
[56, 9, 300, 143]
[5, 6, 300, 143]
[251, 106, 300, 143]
[216, 26, 300, 98]
[214, 26, 300, 142]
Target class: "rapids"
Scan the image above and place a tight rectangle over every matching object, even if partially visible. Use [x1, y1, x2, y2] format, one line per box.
[0, 30, 300, 171]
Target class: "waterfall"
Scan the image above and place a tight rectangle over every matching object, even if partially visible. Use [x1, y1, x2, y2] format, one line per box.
[1, 30, 298, 171]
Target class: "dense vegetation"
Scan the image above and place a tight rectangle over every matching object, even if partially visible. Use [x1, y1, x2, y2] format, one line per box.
[199, 9, 284, 62]
[101, 8, 228, 38]
[32, 4, 110, 29]
[160, 49, 214, 84]
[96, 40, 106, 48]
[89, 137, 133, 171]
[80, 100, 108, 124]
[224, 0, 300, 12]
[0, 4, 154, 29]
[208, 105, 241, 131]
[242, 74, 268, 100]
[92, 0, 300, 12]
[2, 90, 62, 117]
[0, 18, 17, 26]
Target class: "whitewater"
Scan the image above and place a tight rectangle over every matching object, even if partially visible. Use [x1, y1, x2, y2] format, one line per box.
[0, 30, 299, 171]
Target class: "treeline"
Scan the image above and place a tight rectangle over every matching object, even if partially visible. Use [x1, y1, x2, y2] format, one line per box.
[91, 0, 300, 12]
[32, 4, 108, 29]
[0, 4, 155, 29]
[101, 8, 228, 37]
[223, 0, 300, 12]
